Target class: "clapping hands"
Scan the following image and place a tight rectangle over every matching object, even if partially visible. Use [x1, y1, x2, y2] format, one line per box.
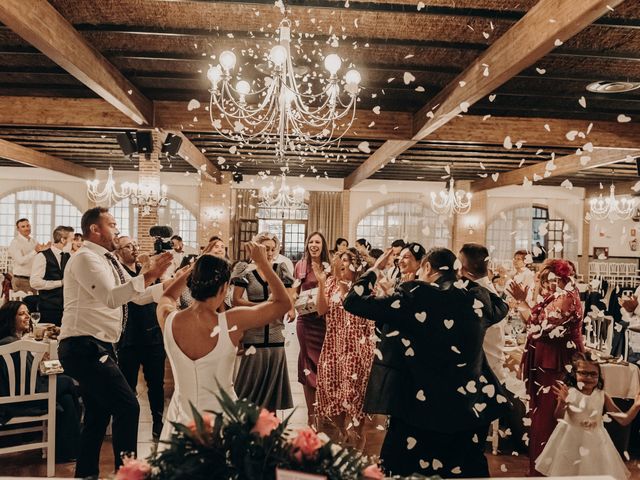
[552, 381, 569, 403]
[506, 281, 529, 303]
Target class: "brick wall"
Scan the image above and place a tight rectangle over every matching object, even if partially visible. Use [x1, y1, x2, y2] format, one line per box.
[137, 131, 161, 253]
[198, 176, 231, 250]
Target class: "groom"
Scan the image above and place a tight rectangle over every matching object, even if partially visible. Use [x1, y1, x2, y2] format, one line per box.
[344, 247, 509, 478]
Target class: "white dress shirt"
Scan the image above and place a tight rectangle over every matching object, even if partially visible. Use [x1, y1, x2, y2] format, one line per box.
[476, 276, 508, 384]
[162, 250, 186, 280]
[8, 234, 38, 276]
[507, 267, 536, 306]
[59, 240, 164, 343]
[30, 246, 65, 291]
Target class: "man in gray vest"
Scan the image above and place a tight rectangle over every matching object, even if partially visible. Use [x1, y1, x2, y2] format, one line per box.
[30, 225, 72, 326]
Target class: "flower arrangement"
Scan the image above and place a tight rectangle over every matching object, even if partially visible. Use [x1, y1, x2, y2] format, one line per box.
[115, 387, 390, 480]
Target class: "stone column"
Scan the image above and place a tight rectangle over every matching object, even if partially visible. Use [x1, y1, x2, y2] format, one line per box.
[136, 131, 162, 253]
[341, 190, 351, 241]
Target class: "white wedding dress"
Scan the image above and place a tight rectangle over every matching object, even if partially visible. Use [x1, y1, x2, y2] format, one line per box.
[159, 310, 238, 447]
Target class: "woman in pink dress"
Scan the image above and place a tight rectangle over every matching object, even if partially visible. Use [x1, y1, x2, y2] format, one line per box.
[294, 232, 330, 426]
[508, 259, 584, 476]
[314, 248, 375, 447]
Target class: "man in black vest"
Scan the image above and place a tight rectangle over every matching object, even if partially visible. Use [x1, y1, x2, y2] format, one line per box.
[30, 225, 72, 326]
[115, 235, 165, 441]
[344, 247, 509, 478]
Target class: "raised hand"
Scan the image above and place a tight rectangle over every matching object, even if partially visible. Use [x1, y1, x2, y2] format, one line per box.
[312, 262, 327, 285]
[373, 248, 393, 272]
[506, 281, 529, 303]
[146, 252, 173, 278]
[552, 381, 569, 403]
[246, 241, 269, 267]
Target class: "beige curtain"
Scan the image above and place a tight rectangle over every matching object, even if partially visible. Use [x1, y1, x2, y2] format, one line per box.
[234, 188, 258, 219]
[308, 191, 343, 248]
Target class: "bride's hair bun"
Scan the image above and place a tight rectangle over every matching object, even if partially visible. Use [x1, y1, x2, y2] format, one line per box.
[187, 255, 231, 301]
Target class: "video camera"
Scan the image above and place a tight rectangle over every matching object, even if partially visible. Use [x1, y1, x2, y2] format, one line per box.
[149, 225, 174, 254]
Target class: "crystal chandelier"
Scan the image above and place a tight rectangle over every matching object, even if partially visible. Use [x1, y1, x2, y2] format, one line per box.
[258, 175, 306, 210]
[207, 18, 361, 163]
[86, 166, 132, 206]
[129, 183, 169, 216]
[430, 179, 472, 217]
[589, 184, 637, 221]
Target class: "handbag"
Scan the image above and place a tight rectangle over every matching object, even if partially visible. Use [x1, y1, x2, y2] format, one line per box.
[294, 288, 319, 316]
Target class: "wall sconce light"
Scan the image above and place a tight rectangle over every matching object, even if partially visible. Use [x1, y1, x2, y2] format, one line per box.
[207, 207, 225, 223]
[463, 216, 480, 235]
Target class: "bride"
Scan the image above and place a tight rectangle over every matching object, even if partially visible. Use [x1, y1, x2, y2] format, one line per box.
[156, 242, 292, 443]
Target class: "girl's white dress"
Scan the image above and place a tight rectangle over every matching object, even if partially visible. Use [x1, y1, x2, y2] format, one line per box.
[535, 387, 629, 480]
[159, 310, 238, 448]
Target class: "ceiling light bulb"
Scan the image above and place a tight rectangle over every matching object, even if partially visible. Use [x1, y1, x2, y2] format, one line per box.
[269, 45, 288, 66]
[324, 54, 342, 75]
[344, 69, 361, 85]
[236, 80, 251, 96]
[219, 51, 237, 71]
[207, 65, 222, 84]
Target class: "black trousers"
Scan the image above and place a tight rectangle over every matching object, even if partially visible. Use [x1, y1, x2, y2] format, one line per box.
[58, 336, 140, 478]
[381, 416, 491, 478]
[117, 344, 165, 439]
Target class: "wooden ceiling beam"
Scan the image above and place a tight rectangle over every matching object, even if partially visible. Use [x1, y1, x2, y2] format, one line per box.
[471, 148, 640, 192]
[0, 0, 153, 126]
[344, 0, 625, 189]
[0, 138, 95, 179]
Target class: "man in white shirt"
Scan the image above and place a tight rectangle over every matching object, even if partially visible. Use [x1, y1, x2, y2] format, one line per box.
[8, 218, 49, 293]
[509, 249, 536, 305]
[57, 207, 172, 478]
[459, 243, 527, 452]
[29, 225, 72, 326]
[161, 234, 186, 280]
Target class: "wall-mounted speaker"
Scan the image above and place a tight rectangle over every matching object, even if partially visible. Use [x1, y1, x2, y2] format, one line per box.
[116, 132, 136, 156]
[636, 157, 640, 177]
[162, 133, 183, 156]
[232, 172, 244, 183]
[136, 131, 153, 154]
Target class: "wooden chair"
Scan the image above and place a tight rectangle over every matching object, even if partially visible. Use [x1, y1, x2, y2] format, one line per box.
[0, 339, 57, 477]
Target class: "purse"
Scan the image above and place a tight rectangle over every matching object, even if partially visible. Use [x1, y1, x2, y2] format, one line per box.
[294, 288, 319, 316]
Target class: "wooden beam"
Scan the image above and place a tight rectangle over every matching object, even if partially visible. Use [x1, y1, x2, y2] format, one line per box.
[344, 140, 416, 189]
[163, 130, 221, 183]
[471, 148, 640, 192]
[345, 0, 625, 188]
[585, 178, 640, 197]
[0, 138, 95, 179]
[0, 0, 153, 125]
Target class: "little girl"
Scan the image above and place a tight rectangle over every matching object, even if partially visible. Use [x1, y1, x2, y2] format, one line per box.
[536, 352, 640, 479]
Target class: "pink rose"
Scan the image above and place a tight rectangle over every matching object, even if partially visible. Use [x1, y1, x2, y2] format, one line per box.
[291, 427, 323, 461]
[186, 412, 214, 435]
[251, 408, 281, 437]
[362, 464, 384, 479]
[116, 456, 151, 480]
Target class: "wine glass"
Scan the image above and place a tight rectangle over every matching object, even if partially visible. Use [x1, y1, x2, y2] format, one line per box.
[30, 312, 41, 332]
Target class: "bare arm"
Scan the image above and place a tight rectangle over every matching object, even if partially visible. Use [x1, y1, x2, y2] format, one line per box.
[156, 266, 192, 330]
[605, 392, 640, 426]
[313, 263, 329, 316]
[552, 382, 569, 419]
[227, 242, 293, 333]
[232, 284, 257, 307]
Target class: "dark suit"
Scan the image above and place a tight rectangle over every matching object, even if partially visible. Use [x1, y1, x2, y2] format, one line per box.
[344, 271, 509, 478]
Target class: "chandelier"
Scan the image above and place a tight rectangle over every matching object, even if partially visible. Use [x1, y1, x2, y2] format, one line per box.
[258, 175, 306, 210]
[431, 179, 472, 217]
[129, 183, 169, 216]
[589, 184, 637, 221]
[86, 166, 132, 206]
[206, 18, 361, 162]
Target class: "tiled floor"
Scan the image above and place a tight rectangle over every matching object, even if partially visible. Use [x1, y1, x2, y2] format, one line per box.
[3, 322, 640, 477]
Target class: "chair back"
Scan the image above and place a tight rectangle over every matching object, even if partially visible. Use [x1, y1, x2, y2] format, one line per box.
[0, 339, 51, 405]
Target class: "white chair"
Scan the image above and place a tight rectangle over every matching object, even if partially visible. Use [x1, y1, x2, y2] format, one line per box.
[0, 339, 57, 477]
[9, 290, 28, 302]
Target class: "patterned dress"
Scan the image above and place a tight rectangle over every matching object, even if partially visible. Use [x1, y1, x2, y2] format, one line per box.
[521, 288, 584, 475]
[316, 277, 376, 423]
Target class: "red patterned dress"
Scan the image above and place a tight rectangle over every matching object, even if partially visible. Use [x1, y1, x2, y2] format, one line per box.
[316, 277, 376, 423]
[521, 287, 584, 476]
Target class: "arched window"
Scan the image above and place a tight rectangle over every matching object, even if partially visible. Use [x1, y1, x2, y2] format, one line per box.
[112, 197, 198, 248]
[356, 201, 451, 249]
[487, 204, 578, 265]
[0, 189, 83, 246]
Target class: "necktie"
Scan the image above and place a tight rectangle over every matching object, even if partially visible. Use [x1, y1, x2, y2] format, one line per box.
[104, 252, 129, 332]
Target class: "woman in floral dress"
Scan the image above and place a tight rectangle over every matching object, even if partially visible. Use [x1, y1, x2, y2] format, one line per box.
[508, 259, 584, 476]
[314, 248, 375, 448]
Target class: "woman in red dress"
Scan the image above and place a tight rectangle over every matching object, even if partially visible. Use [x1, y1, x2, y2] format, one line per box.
[314, 248, 375, 447]
[508, 259, 584, 476]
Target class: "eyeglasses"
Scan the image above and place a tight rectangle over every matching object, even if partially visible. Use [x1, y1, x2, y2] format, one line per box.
[576, 370, 599, 378]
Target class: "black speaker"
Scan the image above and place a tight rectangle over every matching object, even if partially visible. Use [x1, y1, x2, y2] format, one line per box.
[162, 133, 183, 156]
[232, 172, 243, 183]
[636, 157, 640, 177]
[116, 132, 136, 156]
[136, 131, 153, 154]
